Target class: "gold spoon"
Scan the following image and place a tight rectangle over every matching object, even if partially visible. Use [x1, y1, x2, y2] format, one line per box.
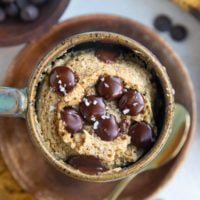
[105, 103, 190, 200]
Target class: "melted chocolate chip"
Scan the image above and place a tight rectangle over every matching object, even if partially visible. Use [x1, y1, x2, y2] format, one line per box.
[60, 107, 84, 134]
[94, 114, 119, 141]
[153, 15, 172, 32]
[49, 66, 78, 96]
[67, 155, 107, 175]
[96, 76, 124, 100]
[79, 95, 106, 122]
[118, 89, 144, 116]
[95, 47, 120, 63]
[119, 118, 130, 133]
[170, 25, 188, 42]
[128, 121, 154, 149]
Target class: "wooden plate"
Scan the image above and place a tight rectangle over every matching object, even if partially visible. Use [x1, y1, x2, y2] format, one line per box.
[0, 14, 196, 200]
[0, 0, 70, 47]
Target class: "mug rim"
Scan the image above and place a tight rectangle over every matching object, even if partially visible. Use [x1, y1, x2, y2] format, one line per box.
[26, 31, 174, 182]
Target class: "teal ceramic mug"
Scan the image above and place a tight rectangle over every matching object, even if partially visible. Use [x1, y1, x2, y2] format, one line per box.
[0, 32, 174, 182]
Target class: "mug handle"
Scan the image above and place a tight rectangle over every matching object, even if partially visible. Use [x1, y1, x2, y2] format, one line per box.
[0, 87, 27, 117]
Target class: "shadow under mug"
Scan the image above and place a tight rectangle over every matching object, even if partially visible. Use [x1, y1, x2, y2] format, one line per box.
[0, 32, 174, 182]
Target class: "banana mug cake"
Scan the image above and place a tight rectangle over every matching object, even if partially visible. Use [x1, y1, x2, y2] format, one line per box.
[36, 42, 164, 175]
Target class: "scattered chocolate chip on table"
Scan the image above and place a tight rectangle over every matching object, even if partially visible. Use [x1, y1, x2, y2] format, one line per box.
[170, 25, 188, 41]
[153, 14, 188, 42]
[153, 14, 172, 32]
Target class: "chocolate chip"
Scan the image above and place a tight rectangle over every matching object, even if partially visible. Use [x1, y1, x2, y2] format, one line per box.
[94, 114, 119, 141]
[153, 15, 172, 32]
[60, 107, 84, 134]
[170, 25, 188, 41]
[95, 47, 120, 63]
[79, 95, 106, 122]
[119, 118, 130, 133]
[67, 155, 107, 175]
[49, 66, 78, 96]
[118, 89, 144, 116]
[20, 4, 39, 21]
[128, 121, 154, 149]
[0, 8, 6, 22]
[96, 75, 124, 101]
[5, 3, 19, 17]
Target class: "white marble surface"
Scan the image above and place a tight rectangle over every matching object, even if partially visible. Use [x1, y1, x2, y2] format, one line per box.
[0, 0, 200, 199]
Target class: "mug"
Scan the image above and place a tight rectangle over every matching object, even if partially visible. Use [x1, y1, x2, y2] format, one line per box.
[0, 32, 174, 182]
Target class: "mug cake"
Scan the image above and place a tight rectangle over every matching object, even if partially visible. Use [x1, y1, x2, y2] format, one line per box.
[36, 42, 165, 175]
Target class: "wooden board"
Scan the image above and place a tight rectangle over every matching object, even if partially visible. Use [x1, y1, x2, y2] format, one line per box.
[0, 14, 196, 200]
